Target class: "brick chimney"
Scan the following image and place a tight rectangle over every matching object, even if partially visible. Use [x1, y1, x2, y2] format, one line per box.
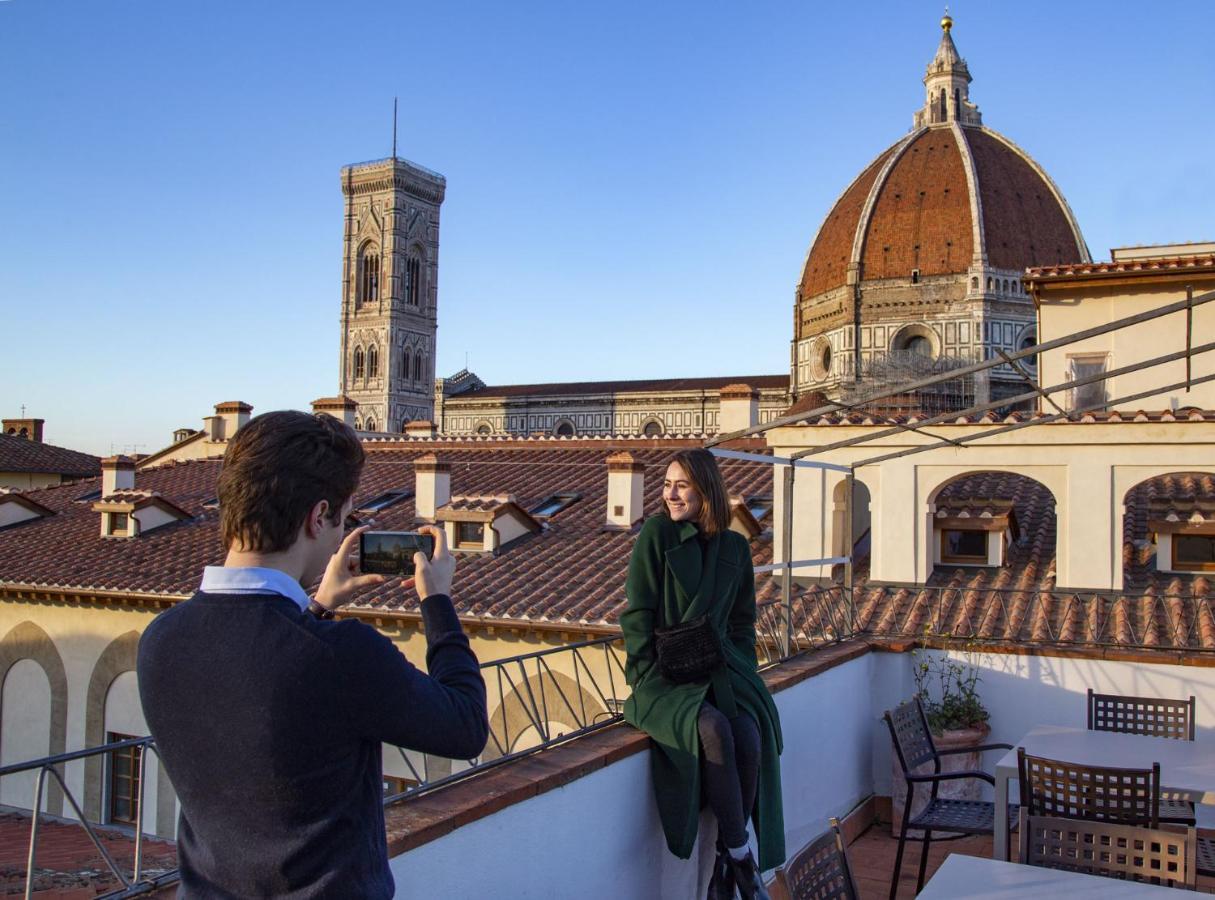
[413, 454, 451, 522]
[605, 451, 645, 529]
[101, 456, 136, 496]
[2, 418, 44, 442]
[718, 384, 759, 434]
[311, 396, 358, 430]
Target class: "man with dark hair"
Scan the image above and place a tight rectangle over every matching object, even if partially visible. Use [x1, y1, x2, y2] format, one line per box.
[138, 411, 487, 898]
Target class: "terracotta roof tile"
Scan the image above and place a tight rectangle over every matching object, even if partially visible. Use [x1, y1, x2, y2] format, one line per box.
[0, 434, 99, 477]
[457, 374, 788, 399]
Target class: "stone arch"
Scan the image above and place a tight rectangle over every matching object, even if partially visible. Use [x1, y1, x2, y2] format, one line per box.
[554, 419, 576, 437]
[831, 477, 873, 560]
[83, 631, 175, 835]
[921, 468, 1063, 585]
[474, 420, 493, 436]
[890, 322, 940, 359]
[0, 622, 68, 815]
[482, 671, 609, 762]
[1120, 470, 1215, 591]
[641, 417, 665, 438]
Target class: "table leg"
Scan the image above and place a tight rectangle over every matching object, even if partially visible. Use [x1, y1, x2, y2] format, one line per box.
[994, 771, 1008, 862]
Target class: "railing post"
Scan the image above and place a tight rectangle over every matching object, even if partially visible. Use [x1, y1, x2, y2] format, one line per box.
[23, 766, 49, 900]
[844, 470, 855, 638]
[781, 463, 795, 659]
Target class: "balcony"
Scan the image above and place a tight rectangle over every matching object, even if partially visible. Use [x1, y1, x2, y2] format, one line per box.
[5, 605, 1215, 898]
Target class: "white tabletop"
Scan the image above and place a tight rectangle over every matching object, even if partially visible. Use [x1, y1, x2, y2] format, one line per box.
[995, 725, 1215, 801]
[917, 854, 1188, 899]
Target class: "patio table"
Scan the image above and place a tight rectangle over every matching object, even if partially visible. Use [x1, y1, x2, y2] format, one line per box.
[917, 853, 1188, 898]
[992, 724, 1215, 861]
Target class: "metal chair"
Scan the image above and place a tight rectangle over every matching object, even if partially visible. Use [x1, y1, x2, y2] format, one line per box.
[1086, 688, 1197, 825]
[1020, 810, 1196, 890]
[1198, 834, 1215, 880]
[774, 817, 859, 900]
[883, 698, 1017, 900]
[1017, 747, 1160, 826]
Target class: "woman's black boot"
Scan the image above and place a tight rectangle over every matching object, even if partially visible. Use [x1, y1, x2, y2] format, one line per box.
[707, 837, 735, 900]
[728, 850, 770, 900]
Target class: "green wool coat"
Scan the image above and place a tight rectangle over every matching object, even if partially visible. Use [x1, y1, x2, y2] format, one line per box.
[621, 515, 786, 871]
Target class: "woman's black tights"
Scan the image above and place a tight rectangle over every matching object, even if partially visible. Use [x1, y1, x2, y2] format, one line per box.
[697, 703, 761, 850]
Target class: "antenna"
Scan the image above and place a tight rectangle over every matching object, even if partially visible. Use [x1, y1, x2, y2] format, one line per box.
[392, 97, 398, 159]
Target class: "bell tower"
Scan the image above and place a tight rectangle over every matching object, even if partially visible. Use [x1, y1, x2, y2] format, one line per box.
[339, 156, 445, 432]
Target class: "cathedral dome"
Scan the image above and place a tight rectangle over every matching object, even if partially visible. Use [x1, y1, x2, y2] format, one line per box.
[797, 21, 1089, 305]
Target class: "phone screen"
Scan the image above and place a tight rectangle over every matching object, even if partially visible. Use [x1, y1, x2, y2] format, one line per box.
[359, 531, 436, 577]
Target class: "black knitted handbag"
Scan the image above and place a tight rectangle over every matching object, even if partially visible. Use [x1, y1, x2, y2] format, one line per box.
[653, 614, 724, 684]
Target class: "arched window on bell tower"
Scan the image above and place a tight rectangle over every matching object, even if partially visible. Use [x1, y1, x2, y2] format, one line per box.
[357, 243, 380, 306]
[402, 349, 412, 383]
[353, 346, 365, 381]
[367, 344, 379, 379]
[406, 255, 421, 306]
[413, 352, 424, 382]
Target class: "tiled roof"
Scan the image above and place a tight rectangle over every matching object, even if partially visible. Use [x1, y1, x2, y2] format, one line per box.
[788, 471, 1215, 651]
[455, 374, 789, 400]
[1027, 255, 1215, 280]
[0, 440, 775, 628]
[782, 408, 1215, 426]
[0, 434, 99, 477]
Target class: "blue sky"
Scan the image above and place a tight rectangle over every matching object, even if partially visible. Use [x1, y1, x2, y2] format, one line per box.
[2, 1, 1212, 455]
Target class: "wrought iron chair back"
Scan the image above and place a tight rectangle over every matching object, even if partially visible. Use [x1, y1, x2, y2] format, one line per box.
[776, 817, 859, 900]
[885, 698, 937, 775]
[1020, 811, 1196, 889]
[1087, 689, 1196, 741]
[1017, 748, 1160, 827]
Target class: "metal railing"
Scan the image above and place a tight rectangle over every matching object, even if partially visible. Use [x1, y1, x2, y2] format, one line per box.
[0, 735, 178, 899]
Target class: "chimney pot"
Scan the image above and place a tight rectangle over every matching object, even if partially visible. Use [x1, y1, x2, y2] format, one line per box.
[414, 454, 451, 521]
[311, 396, 358, 430]
[718, 383, 759, 434]
[606, 451, 645, 529]
[101, 455, 136, 495]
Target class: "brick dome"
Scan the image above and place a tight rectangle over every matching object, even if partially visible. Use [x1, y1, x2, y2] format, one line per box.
[799, 124, 1089, 301]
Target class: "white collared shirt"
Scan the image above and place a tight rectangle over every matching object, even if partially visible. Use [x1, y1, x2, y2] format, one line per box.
[199, 566, 312, 612]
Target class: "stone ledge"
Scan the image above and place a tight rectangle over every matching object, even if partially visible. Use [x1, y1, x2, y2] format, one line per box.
[384, 639, 872, 856]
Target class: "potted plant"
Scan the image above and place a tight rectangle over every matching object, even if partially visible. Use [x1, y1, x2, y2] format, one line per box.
[890, 642, 991, 835]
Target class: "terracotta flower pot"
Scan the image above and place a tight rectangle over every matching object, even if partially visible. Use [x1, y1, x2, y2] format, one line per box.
[891, 722, 990, 837]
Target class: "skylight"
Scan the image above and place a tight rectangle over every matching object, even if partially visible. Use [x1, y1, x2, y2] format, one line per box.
[74, 489, 102, 503]
[746, 496, 773, 520]
[357, 488, 413, 514]
[202, 497, 219, 509]
[529, 492, 581, 518]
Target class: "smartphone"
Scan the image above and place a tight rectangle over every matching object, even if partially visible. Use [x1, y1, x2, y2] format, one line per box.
[359, 530, 436, 578]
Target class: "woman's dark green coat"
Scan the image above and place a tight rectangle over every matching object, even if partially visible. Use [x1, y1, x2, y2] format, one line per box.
[621, 515, 785, 871]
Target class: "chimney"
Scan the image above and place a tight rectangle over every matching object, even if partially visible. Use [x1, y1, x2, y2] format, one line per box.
[413, 454, 451, 522]
[101, 456, 136, 496]
[214, 401, 253, 440]
[605, 451, 645, 529]
[3, 418, 45, 442]
[404, 420, 437, 439]
[718, 384, 759, 434]
[311, 396, 358, 430]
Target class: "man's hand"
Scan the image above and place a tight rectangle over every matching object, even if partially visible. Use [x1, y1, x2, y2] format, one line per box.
[314, 526, 385, 611]
[414, 525, 455, 600]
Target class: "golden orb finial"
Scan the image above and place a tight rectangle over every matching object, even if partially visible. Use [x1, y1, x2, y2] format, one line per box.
[941, 7, 953, 32]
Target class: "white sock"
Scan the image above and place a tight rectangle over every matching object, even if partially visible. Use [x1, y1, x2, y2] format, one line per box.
[727, 841, 750, 860]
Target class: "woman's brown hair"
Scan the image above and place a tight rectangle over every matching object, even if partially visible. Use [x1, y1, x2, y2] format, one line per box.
[666, 448, 730, 536]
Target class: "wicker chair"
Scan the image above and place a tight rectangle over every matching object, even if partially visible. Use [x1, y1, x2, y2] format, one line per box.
[774, 817, 859, 900]
[1086, 688, 1197, 825]
[1020, 810, 1196, 890]
[1017, 747, 1160, 826]
[883, 698, 1017, 900]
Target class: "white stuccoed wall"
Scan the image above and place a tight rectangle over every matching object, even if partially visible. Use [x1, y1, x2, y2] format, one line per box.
[390, 651, 875, 899]
[869, 648, 1215, 826]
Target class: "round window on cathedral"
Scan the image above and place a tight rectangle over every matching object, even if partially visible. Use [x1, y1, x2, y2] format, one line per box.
[642, 419, 664, 437]
[1018, 328, 1038, 370]
[555, 421, 575, 437]
[476, 424, 491, 435]
[810, 337, 833, 381]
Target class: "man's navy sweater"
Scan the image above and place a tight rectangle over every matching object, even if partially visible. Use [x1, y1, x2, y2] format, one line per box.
[137, 590, 488, 899]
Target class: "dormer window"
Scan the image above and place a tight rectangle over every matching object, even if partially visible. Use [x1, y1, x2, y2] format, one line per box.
[940, 529, 987, 564]
[358, 488, 413, 514]
[456, 521, 484, 548]
[746, 496, 773, 520]
[530, 492, 581, 519]
[932, 498, 1017, 568]
[108, 512, 131, 537]
[1149, 499, 1215, 573]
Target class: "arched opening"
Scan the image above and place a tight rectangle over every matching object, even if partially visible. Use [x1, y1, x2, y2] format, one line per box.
[402, 349, 411, 383]
[891, 324, 939, 360]
[1, 659, 51, 811]
[832, 478, 872, 564]
[474, 421, 493, 436]
[356, 242, 380, 306]
[1122, 472, 1215, 593]
[483, 671, 609, 762]
[353, 347, 365, 381]
[367, 345, 379, 379]
[406, 253, 422, 306]
[927, 471, 1058, 591]
[365, 417, 377, 433]
[641, 418, 664, 438]
[554, 420, 575, 437]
